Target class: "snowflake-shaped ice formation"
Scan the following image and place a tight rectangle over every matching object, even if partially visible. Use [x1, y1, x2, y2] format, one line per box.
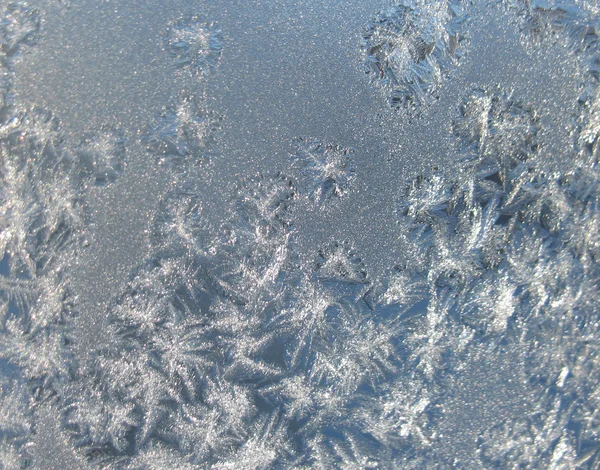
[164, 15, 223, 77]
[0, 107, 85, 276]
[452, 87, 539, 187]
[504, 0, 598, 50]
[151, 186, 213, 257]
[361, 0, 469, 111]
[389, 84, 600, 465]
[142, 95, 221, 167]
[476, 398, 579, 469]
[291, 138, 355, 205]
[74, 127, 126, 186]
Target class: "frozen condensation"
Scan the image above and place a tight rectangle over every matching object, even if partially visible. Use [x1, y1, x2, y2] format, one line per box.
[0, 107, 85, 276]
[0, 3, 40, 59]
[164, 15, 223, 77]
[50, 171, 399, 466]
[74, 128, 126, 187]
[291, 138, 355, 206]
[388, 81, 600, 465]
[151, 186, 213, 257]
[0, 3, 40, 120]
[504, 0, 600, 59]
[362, 0, 469, 111]
[452, 87, 539, 187]
[142, 95, 222, 167]
[2, 1, 600, 468]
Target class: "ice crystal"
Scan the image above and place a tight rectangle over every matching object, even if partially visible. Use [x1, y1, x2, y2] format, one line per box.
[315, 241, 367, 287]
[2, 2, 600, 468]
[362, 0, 469, 111]
[164, 15, 223, 77]
[74, 127, 126, 186]
[151, 186, 213, 257]
[308, 301, 397, 393]
[1, 321, 71, 389]
[364, 378, 434, 450]
[0, 436, 29, 470]
[119, 442, 197, 470]
[506, 0, 599, 51]
[0, 107, 85, 276]
[58, 172, 409, 466]
[476, 397, 574, 468]
[64, 385, 139, 454]
[0, 2, 40, 118]
[0, 380, 31, 440]
[291, 138, 355, 205]
[142, 95, 221, 167]
[453, 87, 539, 187]
[387, 81, 600, 465]
[0, 3, 40, 59]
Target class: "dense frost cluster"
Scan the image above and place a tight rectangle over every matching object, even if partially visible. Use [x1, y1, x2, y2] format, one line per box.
[164, 15, 223, 78]
[505, 0, 599, 50]
[143, 95, 222, 169]
[0, 3, 39, 121]
[393, 83, 600, 465]
[1, 0, 600, 468]
[361, 0, 469, 111]
[290, 138, 355, 206]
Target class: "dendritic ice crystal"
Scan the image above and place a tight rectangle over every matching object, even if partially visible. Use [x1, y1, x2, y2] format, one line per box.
[0, 3, 40, 116]
[505, 0, 599, 52]
[143, 95, 222, 167]
[362, 0, 469, 110]
[2, 0, 600, 468]
[452, 87, 539, 187]
[0, 3, 40, 58]
[291, 138, 355, 205]
[164, 15, 223, 77]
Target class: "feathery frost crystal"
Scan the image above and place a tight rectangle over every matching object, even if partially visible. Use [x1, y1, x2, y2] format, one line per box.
[2, 0, 600, 468]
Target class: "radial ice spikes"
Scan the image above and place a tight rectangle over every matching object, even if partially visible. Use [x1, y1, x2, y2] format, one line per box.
[151, 186, 213, 258]
[0, 3, 40, 58]
[142, 94, 222, 168]
[290, 138, 355, 206]
[452, 87, 539, 188]
[164, 15, 223, 77]
[389, 84, 600, 465]
[1, 2, 599, 467]
[0, 106, 84, 407]
[505, 0, 599, 50]
[361, 0, 469, 111]
[0, 2, 41, 118]
[0, 107, 85, 277]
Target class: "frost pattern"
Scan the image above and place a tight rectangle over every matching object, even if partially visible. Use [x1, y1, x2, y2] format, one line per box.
[387, 84, 600, 466]
[0, 3, 40, 58]
[0, 3, 40, 120]
[142, 94, 222, 168]
[0, 7, 130, 467]
[2, 2, 600, 469]
[452, 87, 539, 187]
[0, 109, 83, 469]
[361, 0, 469, 111]
[164, 15, 223, 77]
[503, 0, 600, 65]
[74, 127, 126, 186]
[291, 138, 355, 205]
[55, 172, 402, 467]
